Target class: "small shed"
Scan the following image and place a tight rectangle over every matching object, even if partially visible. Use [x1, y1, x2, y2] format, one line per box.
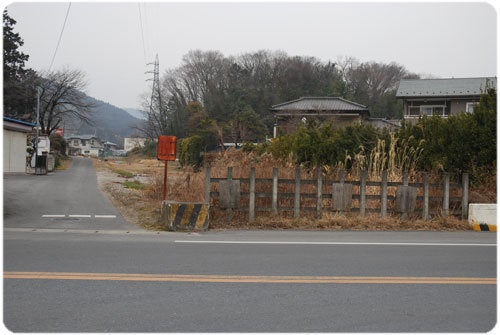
[270, 97, 370, 137]
[3, 117, 35, 173]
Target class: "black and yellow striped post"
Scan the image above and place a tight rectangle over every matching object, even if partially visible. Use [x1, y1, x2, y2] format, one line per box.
[162, 201, 209, 231]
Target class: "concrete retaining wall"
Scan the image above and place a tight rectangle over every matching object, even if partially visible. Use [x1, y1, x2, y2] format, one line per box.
[469, 204, 497, 232]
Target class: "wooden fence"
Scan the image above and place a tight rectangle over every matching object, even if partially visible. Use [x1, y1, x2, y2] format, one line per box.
[204, 166, 469, 222]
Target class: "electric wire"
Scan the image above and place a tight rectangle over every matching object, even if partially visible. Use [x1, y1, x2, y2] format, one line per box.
[138, 3, 148, 64]
[48, 2, 72, 71]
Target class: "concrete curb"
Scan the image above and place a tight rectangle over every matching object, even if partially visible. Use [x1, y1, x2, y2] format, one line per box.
[471, 222, 497, 232]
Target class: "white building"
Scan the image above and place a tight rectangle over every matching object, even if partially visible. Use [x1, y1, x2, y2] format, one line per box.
[3, 117, 35, 173]
[124, 137, 147, 152]
[66, 135, 103, 157]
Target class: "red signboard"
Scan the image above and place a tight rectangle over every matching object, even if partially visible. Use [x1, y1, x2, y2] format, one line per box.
[157, 136, 177, 161]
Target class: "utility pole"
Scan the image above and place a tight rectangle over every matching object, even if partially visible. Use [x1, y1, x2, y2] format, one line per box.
[35, 87, 40, 167]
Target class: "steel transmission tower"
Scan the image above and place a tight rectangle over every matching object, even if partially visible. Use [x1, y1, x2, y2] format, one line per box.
[147, 54, 162, 116]
[145, 54, 167, 137]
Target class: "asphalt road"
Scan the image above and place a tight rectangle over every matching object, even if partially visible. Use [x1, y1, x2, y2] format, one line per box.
[3, 157, 139, 231]
[3, 158, 497, 332]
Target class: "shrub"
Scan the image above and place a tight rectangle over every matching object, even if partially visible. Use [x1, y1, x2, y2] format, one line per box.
[178, 135, 203, 170]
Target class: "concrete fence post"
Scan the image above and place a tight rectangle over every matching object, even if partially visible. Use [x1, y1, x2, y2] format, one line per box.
[272, 167, 278, 216]
[249, 167, 255, 223]
[423, 173, 429, 220]
[462, 173, 469, 220]
[402, 172, 409, 186]
[227, 167, 233, 221]
[443, 172, 450, 216]
[316, 166, 323, 219]
[204, 165, 211, 204]
[294, 165, 301, 219]
[360, 170, 367, 216]
[381, 170, 387, 218]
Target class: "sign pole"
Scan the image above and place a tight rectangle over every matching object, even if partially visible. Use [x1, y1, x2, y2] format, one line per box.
[163, 160, 168, 201]
[157, 135, 177, 201]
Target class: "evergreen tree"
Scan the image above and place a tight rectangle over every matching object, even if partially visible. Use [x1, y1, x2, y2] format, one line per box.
[3, 9, 35, 120]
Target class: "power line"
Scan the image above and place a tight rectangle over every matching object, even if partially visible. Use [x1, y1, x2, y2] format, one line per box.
[137, 3, 147, 64]
[49, 2, 72, 71]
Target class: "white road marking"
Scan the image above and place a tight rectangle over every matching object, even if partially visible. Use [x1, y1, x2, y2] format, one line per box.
[174, 240, 496, 247]
[42, 214, 116, 219]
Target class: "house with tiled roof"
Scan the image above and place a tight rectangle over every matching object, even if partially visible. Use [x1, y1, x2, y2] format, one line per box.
[396, 77, 496, 122]
[270, 97, 370, 137]
[66, 134, 104, 157]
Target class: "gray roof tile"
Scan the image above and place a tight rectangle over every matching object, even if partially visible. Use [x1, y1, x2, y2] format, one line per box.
[271, 97, 368, 112]
[396, 77, 496, 97]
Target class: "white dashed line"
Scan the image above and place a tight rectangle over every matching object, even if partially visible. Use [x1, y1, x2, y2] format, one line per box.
[42, 214, 117, 219]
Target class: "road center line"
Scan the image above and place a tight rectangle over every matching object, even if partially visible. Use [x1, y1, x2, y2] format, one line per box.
[3, 271, 496, 285]
[174, 240, 496, 247]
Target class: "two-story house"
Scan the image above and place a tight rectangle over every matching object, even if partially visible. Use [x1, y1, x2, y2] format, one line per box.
[66, 135, 103, 157]
[396, 77, 496, 122]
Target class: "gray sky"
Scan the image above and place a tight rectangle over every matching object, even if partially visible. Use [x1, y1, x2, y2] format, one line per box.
[5, 1, 498, 111]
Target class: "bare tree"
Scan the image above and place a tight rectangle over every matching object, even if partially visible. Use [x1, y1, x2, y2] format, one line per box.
[37, 68, 95, 135]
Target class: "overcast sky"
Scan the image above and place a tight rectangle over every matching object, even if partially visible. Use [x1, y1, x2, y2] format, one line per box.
[6, 1, 498, 111]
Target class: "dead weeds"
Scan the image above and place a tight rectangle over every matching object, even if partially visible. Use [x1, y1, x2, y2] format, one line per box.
[93, 154, 476, 232]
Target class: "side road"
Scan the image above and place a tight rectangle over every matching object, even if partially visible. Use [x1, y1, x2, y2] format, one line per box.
[3, 157, 142, 231]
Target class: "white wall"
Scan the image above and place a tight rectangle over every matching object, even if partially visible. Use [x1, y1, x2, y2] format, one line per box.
[3, 129, 28, 173]
[469, 204, 497, 226]
[124, 138, 147, 152]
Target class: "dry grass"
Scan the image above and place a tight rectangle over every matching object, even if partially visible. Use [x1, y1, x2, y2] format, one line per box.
[209, 212, 471, 231]
[92, 151, 490, 232]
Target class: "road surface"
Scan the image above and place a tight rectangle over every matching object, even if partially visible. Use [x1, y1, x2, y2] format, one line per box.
[3, 158, 497, 332]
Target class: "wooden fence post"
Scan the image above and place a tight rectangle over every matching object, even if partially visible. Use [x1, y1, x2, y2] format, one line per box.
[443, 172, 450, 216]
[249, 167, 255, 223]
[381, 170, 387, 218]
[316, 166, 323, 219]
[272, 167, 278, 216]
[204, 165, 211, 204]
[360, 170, 366, 216]
[294, 165, 301, 219]
[423, 173, 429, 220]
[462, 173, 469, 220]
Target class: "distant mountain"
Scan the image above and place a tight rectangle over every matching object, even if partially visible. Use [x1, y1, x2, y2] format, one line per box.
[124, 108, 147, 120]
[64, 97, 145, 148]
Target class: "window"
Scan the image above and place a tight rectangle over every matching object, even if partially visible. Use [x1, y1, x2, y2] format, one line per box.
[420, 105, 446, 117]
[406, 105, 447, 117]
[466, 102, 478, 113]
[73, 139, 79, 146]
